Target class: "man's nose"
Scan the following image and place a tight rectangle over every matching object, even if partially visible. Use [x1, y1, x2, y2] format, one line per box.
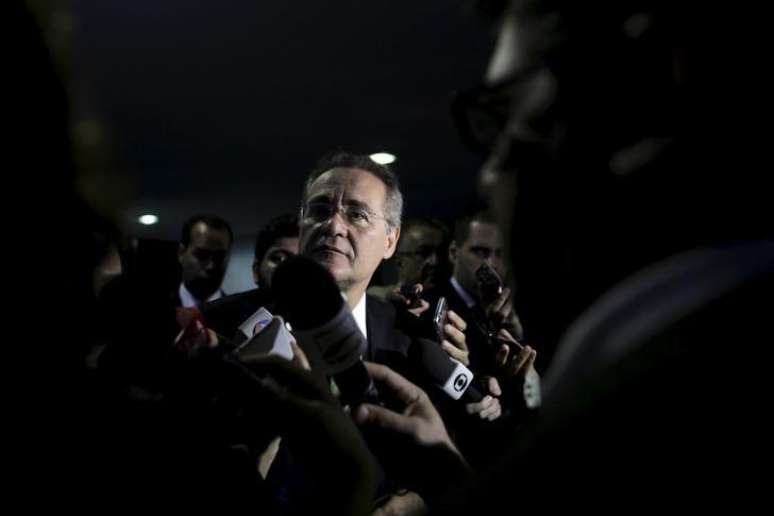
[321, 209, 349, 237]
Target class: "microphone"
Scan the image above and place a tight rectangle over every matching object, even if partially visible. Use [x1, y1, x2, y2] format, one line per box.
[475, 263, 504, 306]
[411, 338, 484, 403]
[272, 255, 379, 406]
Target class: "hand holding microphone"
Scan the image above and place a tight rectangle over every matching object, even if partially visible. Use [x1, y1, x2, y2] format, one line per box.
[354, 362, 460, 452]
[272, 256, 379, 407]
[412, 336, 502, 421]
[494, 329, 541, 409]
[353, 362, 471, 506]
[440, 309, 470, 366]
[173, 306, 219, 356]
[387, 283, 430, 316]
[238, 353, 381, 514]
[476, 263, 524, 341]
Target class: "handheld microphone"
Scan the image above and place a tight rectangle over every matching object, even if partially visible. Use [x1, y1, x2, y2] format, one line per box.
[412, 338, 484, 403]
[272, 256, 379, 406]
[476, 263, 504, 304]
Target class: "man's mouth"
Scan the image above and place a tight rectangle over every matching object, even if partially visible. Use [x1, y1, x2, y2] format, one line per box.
[313, 244, 349, 258]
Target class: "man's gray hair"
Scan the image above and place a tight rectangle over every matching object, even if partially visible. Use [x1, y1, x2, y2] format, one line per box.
[303, 151, 403, 231]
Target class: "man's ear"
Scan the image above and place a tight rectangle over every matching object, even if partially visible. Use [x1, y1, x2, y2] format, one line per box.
[449, 240, 458, 265]
[252, 259, 261, 285]
[384, 226, 400, 259]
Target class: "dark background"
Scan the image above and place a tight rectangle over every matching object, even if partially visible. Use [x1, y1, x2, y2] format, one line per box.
[74, 0, 495, 243]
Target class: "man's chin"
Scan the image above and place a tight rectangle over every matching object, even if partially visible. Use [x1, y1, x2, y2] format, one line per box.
[187, 281, 221, 301]
[310, 257, 351, 283]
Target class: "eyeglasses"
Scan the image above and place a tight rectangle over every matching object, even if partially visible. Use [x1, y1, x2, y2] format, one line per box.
[301, 201, 387, 229]
[398, 244, 441, 260]
[451, 75, 519, 156]
[451, 65, 557, 159]
[453, 78, 560, 179]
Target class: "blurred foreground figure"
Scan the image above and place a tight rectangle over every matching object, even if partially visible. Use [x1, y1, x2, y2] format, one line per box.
[440, 0, 773, 512]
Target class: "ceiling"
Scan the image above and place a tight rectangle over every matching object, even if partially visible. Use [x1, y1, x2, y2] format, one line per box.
[74, 0, 494, 240]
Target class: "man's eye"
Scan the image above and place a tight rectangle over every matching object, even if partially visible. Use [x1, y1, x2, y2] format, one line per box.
[309, 204, 332, 219]
[415, 246, 434, 258]
[348, 208, 370, 223]
[270, 252, 289, 263]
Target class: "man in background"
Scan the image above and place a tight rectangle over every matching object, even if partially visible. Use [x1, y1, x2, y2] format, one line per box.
[177, 214, 233, 307]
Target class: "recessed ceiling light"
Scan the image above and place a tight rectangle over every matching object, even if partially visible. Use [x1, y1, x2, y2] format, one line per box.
[138, 214, 159, 225]
[369, 152, 396, 165]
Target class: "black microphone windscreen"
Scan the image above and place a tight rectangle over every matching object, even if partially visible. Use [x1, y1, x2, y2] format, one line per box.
[414, 338, 457, 381]
[272, 255, 344, 330]
[412, 338, 482, 402]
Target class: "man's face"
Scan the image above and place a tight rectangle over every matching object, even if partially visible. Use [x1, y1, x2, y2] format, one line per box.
[178, 222, 231, 300]
[254, 236, 299, 289]
[298, 167, 399, 293]
[396, 225, 444, 289]
[478, 12, 559, 254]
[451, 221, 506, 301]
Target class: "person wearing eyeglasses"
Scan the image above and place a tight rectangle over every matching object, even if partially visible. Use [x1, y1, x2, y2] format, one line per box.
[296, 152, 504, 509]
[297, 154, 478, 395]
[297, 152, 403, 324]
[424, 211, 537, 379]
[395, 220, 449, 290]
[419, 211, 540, 468]
[367, 219, 449, 308]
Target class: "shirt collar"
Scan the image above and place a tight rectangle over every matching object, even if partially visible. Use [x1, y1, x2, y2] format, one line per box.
[179, 282, 223, 308]
[450, 277, 477, 309]
[351, 293, 368, 341]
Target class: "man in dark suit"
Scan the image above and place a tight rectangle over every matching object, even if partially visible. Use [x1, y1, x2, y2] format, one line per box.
[201, 150, 407, 360]
[424, 211, 539, 410]
[205, 155, 489, 407]
[176, 213, 233, 307]
[205, 154, 446, 377]
[203, 152, 488, 512]
[295, 152, 408, 361]
[298, 154, 506, 482]
[97, 215, 233, 387]
[368, 218, 450, 302]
